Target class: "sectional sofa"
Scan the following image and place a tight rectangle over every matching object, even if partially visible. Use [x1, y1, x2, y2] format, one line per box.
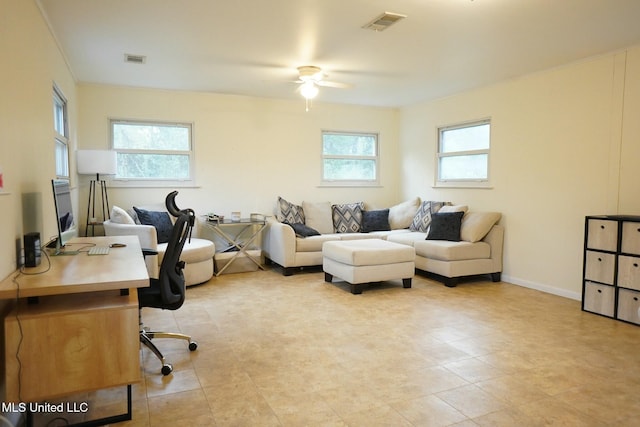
[262, 197, 504, 287]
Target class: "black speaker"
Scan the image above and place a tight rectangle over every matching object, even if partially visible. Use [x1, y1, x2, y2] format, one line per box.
[24, 232, 41, 267]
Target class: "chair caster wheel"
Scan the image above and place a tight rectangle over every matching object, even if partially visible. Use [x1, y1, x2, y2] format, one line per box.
[161, 364, 173, 375]
[189, 341, 198, 351]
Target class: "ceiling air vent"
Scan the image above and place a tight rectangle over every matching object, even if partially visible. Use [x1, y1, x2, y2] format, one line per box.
[124, 54, 146, 64]
[362, 12, 407, 32]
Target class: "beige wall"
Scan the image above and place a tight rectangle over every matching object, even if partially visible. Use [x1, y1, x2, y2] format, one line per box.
[400, 47, 640, 299]
[0, 0, 78, 280]
[619, 48, 640, 213]
[3, 1, 640, 302]
[77, 85, 401, 224]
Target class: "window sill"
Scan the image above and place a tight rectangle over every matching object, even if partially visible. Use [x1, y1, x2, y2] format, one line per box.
[318, 183, 382, 188]
[109, 180, 199, 189]
[433, 181, 493, 189]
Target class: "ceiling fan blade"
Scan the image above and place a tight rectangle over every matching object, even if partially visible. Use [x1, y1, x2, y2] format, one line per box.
[317, 80, 352, 89]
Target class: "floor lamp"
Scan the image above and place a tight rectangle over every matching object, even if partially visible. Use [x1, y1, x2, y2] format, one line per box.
[77, 150, 117, 237]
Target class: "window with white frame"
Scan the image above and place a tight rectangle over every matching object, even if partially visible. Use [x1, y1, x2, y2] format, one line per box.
[321, 131, 378, 185]
[110, 119, 194, 184]
[53, 86, 69, 178]
[437, 119, 490, 186]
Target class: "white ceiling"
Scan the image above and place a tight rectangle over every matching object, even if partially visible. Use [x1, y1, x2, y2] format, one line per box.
[38, 0, 640, 108]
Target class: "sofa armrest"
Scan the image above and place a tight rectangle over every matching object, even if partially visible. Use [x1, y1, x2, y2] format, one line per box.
[103, 220, 159, 278]
[103, 220, 158, 249]
[482, 224, 504, 272]
[262, 217, 297, 267]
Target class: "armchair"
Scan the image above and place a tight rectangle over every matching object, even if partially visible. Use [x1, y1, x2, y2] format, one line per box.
[104, 205, 215, 286]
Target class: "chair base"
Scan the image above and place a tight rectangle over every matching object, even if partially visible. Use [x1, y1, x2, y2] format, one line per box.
[140, 327, 198, 375]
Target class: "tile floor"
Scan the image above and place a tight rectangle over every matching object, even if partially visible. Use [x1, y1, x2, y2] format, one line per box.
[41, 268, 640, 426]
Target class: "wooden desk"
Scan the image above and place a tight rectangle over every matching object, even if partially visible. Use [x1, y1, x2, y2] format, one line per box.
[0, 235, 149, 299]
[0, 236, 148, 411]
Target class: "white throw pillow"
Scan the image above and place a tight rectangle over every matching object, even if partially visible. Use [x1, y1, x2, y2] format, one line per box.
[460, 212, 501, 242]
[302, 201, 333, 234]
[439, 205, 468, 214]
[388, 197, 421, 230]
[111, 206, 135, 225]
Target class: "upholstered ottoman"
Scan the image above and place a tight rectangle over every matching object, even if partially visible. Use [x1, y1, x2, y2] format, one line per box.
[322, 239, 416, 294]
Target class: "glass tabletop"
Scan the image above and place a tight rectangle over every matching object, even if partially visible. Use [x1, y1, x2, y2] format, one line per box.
[202, 215, 267, 225]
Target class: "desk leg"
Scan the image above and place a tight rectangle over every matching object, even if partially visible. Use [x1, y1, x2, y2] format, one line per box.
[26, 385, 132, 427]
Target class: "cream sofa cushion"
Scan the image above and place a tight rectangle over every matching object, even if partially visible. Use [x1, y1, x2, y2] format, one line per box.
[302, 201, 333, 234]
[296, 235, 341, 252]
[157, 238, 215, 264]
[439, 205, 468, 214]
[414, 240, 490, 261]
[323, 239, 415, 266]
[388, 197, 420, 229]
[387, 231, 429, 246]
[461, 212, 502, 242]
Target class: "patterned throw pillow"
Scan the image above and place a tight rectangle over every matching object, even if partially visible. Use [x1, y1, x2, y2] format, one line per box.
[332, 202, 364, 233]
[277, 196, 305, 224]
[409, 201, 448, 232]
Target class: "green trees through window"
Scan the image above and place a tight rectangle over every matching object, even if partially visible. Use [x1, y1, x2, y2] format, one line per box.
[111, 121, 193, 181]
[322, 131, 378, 183]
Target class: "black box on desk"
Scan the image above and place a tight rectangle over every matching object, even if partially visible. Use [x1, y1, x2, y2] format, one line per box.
[24, 232, 41, 267]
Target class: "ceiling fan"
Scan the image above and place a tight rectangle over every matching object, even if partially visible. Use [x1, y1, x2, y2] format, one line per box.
[294, 66, 351, 108]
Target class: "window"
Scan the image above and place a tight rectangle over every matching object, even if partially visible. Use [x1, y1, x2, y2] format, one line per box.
[321, 131, 378, 185]
[53, 86, 69, 178]
[110, 120, 194, 184]
[436, 119, 490, 187]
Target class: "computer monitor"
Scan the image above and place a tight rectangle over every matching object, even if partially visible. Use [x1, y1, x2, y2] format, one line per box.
[51, 179, 78, 254]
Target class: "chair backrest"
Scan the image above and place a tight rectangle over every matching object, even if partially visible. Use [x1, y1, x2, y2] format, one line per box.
[157, 192, 195, 308]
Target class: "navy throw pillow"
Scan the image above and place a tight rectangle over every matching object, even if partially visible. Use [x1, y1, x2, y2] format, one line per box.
[361, 209, 391, 233]
[133, 207, 174, 244]
[283, 221, 320, 238]
[426, 211, 464, 241]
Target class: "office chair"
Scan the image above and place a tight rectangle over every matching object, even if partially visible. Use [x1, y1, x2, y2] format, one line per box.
[138, 191, 198, 375]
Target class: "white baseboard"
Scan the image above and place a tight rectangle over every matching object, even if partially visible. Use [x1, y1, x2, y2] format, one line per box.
[501, 274, 582, 301]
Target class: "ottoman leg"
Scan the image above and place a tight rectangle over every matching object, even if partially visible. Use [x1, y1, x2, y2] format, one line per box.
[350, 283, 363, 295]
[324, 272, 333, 282]
[403, 278, 412, 289]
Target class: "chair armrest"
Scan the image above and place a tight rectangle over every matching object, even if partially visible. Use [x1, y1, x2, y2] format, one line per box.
[142, 248, 158, 257]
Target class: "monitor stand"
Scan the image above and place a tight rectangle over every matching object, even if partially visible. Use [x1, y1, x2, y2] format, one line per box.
[48, 238, 79, 256]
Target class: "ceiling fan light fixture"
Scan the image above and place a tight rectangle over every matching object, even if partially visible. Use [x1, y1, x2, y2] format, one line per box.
[300, 81, 319, 99]
[298, 65, 323, 82]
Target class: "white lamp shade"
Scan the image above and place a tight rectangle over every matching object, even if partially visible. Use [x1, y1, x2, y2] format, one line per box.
[300, 81, 319, 99]
[76, 150, 117, 175]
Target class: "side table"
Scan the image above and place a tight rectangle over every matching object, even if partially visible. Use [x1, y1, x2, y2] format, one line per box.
[202, 217, 267, 275]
